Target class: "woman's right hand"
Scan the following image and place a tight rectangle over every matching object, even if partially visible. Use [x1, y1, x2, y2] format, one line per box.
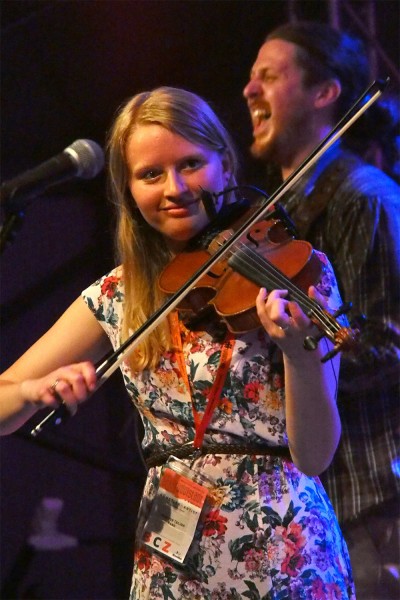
[0, 296, 110, 435]
[19, 361, 97, 415]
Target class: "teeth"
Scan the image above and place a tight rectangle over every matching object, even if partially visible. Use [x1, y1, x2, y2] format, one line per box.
[252, 108, 269, 121]
[253, 109, 264, 118]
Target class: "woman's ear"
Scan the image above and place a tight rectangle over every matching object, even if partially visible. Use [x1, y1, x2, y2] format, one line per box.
[221, 151, 234, 185]
[314, 78, 342, 109]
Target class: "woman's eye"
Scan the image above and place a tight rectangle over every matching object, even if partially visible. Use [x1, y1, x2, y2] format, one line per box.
[140, 169, 161, 181]
[182, 158, 203, 171]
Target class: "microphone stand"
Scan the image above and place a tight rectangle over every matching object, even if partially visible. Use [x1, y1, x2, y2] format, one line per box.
[0, 207, 26, 253]
[0, 177, 35, 253]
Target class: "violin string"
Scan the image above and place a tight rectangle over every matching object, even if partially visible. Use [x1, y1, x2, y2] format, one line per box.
[235, 242, 341, 334]
[217, 232, 310, 306]
[216, 232, 340, 335]
[236, 243, 320, 310]
[218, 234, 339, 334]
[235, 245, 339, 334]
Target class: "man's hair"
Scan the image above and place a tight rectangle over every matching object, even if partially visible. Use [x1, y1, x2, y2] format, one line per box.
[267, 21, 369, 120]
[267, 21, 399, 179]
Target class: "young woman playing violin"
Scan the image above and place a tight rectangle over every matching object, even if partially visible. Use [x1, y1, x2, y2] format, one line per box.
[0, 87, 355, 598]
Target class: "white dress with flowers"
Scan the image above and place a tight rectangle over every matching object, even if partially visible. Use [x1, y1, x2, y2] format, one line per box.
[82, 253, 355, 600]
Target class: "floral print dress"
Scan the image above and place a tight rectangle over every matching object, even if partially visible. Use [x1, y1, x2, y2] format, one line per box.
[82, 252, 355, 600]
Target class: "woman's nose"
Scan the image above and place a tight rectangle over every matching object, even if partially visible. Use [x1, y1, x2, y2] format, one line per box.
[164, 170, 187, 197]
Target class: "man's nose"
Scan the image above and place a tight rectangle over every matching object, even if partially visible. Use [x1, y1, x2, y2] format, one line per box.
[164, 170, 187, 197]
[243, 78, 261, 99]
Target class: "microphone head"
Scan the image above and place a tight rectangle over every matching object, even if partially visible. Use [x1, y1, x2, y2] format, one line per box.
[200, 188, 218, 220]
[64, 139, 105, 179]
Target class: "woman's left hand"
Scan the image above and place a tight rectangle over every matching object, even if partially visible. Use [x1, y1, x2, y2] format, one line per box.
[256, 286, 325, 358]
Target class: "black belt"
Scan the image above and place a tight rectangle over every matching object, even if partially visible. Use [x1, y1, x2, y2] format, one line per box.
[145, 441, 292, 468]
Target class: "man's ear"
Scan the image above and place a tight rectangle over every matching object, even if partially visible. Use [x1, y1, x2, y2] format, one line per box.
[314, 79, 342, 109]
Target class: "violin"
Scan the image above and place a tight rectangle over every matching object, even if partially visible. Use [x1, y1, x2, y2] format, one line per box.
[159, 193, 359, 362]
[30, 78, 388, 436]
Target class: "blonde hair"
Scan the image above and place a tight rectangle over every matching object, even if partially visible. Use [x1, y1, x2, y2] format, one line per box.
[106, 86, 238, 370]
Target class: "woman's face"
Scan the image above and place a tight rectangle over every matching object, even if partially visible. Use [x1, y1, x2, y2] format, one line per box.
[126, 124, 232, 252]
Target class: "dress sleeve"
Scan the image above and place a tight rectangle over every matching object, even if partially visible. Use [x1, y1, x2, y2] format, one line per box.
[81, 267, 124, 351]
[313, 250, 344, 317]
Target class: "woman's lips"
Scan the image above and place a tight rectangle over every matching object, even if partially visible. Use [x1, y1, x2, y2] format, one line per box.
[161, 198, 200, 215]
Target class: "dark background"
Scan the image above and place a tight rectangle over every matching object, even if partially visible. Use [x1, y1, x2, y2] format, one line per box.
[1, 1, 399, 598]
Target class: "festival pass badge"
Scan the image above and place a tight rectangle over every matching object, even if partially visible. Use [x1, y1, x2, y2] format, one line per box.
[142, 458, 211, 563]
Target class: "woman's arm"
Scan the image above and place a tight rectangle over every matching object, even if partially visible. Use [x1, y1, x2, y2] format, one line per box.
[256, 286, 341, 476]
[0, 297, 112, 435]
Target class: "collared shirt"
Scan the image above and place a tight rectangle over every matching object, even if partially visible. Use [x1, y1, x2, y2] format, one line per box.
[280, 143, 400, 523]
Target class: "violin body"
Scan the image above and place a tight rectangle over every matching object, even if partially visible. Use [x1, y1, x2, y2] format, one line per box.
[159, 218, 322, 333]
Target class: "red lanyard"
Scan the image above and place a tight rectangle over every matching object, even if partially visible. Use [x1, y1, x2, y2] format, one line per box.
[169, 312, 234, 449]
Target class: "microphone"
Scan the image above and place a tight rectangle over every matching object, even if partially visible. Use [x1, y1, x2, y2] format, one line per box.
[0, 139, 105, 211]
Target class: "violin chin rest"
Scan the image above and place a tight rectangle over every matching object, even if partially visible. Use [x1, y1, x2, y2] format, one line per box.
[182, 306, 228, 341]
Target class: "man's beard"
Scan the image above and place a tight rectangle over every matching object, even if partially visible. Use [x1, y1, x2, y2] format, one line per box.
[250, 134, 281, 164]
[250, 138, 272, 161]
[249, 117, 307, 168]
